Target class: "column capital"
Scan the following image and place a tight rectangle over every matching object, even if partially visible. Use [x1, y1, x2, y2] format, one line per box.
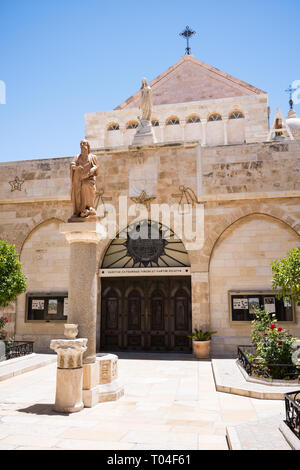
[60, 221, 107, 244]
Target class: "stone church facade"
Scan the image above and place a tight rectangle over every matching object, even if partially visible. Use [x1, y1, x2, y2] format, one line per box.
[1, 55, 300, 356]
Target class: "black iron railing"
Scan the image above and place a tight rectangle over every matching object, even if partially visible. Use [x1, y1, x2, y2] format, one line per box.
[285, 391, 300, 440]
[4, 341, 34, 360]
[238, 345, 299, 381]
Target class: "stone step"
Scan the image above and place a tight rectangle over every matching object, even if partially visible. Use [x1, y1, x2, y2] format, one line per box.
[212, 358, 300, 399]
[0, 353, 56, 382]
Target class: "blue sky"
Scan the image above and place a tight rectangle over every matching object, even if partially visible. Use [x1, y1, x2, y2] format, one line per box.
[0, 0, 299, 162]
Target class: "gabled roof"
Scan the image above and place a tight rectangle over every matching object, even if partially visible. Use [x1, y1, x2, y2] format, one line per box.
[115, 55, 266, 110]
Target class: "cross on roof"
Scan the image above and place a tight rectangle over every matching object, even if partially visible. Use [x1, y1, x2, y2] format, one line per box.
[179, 26, 196, 55]
[285, 84, 297, 109]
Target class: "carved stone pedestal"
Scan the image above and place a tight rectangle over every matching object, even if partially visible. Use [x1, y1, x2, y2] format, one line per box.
[132, 119, 156, 146]
[50, 337, 87, 413]
[82, 353, 124, 408]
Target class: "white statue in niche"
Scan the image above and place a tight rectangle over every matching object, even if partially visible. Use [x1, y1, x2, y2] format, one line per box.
[139, 78, 152, 122]
[132, 78, 156, 146]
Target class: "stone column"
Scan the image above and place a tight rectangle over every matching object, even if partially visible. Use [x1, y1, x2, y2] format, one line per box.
[60, 221, 106, 364]
[223, 116, 228, 145]
[191, 271, 210, 330]
[201, 119, 207, 146]
[50, 334, 87, 413]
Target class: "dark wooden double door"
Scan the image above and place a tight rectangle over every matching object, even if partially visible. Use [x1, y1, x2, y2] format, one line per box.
[101, 277, 192, 352]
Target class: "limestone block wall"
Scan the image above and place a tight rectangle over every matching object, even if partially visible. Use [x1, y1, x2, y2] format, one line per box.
[0, 140, 299, 355]
[209, 214, 300, 356]
[85, 94, 269, 149]
[15, 219, 70, 351]
[200, 141, 300, 195]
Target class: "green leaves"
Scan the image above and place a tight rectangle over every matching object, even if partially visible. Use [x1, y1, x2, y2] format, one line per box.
[250, 308, 297, 379]
[188, 328, 217, 341]
[271, 246, 300, 306]
[0, 241, 27, 307]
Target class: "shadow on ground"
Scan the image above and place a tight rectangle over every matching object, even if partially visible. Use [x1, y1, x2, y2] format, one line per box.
[98, 351, 199, 361]
[17, 404, 70, 416]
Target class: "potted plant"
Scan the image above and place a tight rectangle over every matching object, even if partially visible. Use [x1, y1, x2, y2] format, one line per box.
[188, 328, 217, 359]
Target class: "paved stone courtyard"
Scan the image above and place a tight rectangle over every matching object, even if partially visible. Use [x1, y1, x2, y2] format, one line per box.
[0, 353, 289, 450]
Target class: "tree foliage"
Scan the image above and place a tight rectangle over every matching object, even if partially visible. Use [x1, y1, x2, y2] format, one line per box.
[0, 241, 27, 307]
[271, 247, 300, 306]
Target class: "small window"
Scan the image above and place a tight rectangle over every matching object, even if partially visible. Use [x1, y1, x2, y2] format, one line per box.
[186, 115, 201, 124]
[229, 111, 244, 120]
[151, 119, 159, 127]
[166, 116, 180, 125]
[126, 120, 139, 129]
[107, 123, 120, 131]
[229, 291, 294, 323]
[26, 292, 68, 322]
[208, 113, 222, 122]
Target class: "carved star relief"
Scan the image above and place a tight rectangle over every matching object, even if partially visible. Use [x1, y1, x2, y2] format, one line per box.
[9, 176, 24, 192]
[130, 190, 156, 211]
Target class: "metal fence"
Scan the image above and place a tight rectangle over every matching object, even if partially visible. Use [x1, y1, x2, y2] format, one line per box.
[4, 341, 34, 360]
[285, 391, 300, 440]
[237, 345, 299, 381]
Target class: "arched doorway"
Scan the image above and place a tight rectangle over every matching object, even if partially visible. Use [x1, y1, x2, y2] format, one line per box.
[100, 220, 192, 352]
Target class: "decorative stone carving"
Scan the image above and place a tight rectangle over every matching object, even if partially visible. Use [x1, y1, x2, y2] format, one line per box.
[130, 190, 156, 211]
[9, 176, 24, 192]
[64, 323, 79, 339]
[132, 78, 156, 146]
[68, 139, 99, 222]
[50, 338, 87, 369]
[82, 353, 124, 407]
[50, 336, 88, 413]
[172, 185, 199, 208]
[94, 189, 112, 216]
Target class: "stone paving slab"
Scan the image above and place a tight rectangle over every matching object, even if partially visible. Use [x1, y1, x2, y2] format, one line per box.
[0, 353, 287, 450]
[212, 359, 300, 400]
[226, 415, 291, 450]
[0, 353, 57, 382]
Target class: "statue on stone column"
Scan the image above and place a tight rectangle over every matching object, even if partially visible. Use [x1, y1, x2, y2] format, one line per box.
[139, 78, 152, 122]
[69, 139, 99, 222]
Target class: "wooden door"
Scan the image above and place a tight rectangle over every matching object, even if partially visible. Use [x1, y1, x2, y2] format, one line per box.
[101, 277, 191, 351]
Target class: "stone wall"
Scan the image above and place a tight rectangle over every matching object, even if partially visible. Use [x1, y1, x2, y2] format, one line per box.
[209, 213, 300, 356]
[0, 140, 299, 355]
[85, 94, 268, 149]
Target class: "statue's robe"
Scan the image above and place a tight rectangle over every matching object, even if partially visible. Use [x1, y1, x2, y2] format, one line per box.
[70, 153, 98, 216]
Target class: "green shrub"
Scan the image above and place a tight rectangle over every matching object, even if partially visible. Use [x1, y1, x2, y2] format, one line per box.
[0, 240, 27, 307]
[251, 309, 296, 379]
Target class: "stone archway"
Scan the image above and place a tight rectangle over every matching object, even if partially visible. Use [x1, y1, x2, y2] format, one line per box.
[99, 219, 192, 352]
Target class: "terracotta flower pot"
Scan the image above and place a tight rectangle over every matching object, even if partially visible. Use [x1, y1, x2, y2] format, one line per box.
[192, 340, 211, 359]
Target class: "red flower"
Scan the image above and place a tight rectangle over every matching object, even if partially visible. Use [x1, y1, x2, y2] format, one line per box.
[4, 318, 8, 323]
[278, 341, 283, 346]
[270, 324, 276, 329]
[278, 327, 282, 332]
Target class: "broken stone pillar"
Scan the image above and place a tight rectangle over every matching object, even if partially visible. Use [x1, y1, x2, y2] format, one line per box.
[50, 325, 87, 413]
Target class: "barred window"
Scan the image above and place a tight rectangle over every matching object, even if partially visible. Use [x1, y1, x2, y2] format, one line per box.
[186, 115, 201, 124]
[166, 116, 180, 125]
[107, 122, 120, 131]
[126, 120, 139, 129]
[229, 111, 244, 119]
[208, 113, 222, 122]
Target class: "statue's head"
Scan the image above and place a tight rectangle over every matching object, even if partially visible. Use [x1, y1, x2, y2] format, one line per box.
[141, 77, 148, 88]
[80, 139, 90, 153]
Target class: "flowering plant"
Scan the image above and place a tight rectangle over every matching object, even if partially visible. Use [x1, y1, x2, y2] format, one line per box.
[0, 316, 8, 330]
[0, 316, 8, 340]
[250, 309, 296, 378]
